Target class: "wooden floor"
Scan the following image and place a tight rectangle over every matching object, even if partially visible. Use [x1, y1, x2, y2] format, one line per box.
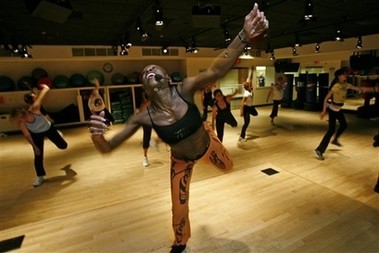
[1, 105, 378, 253]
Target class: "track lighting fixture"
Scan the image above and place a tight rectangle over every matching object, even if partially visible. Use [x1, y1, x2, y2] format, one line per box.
[356, 36, 363, 49]
[136, 19, 151, 42]
[294, 33, 301, 47]
[315, 43, 320, 53]
[304, 0, 316, 21]
[183, 37, 199, 53]
[292, 46, 298, 56]
[20, 44, 32, 58]
[154, 0, 164, 26]
[270, 50, 275, 60]
[335, 27, 343, 41]
[161, 46, 169, 55]
[222, 23, 231, 44]
[118, 33, 132, 56]
[6, 43, 32, 58]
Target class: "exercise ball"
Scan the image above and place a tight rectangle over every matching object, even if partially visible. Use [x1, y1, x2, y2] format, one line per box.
[32, 68, 48, 80]
[0, 76, 15, 92]
[171, 71, 183, 82]
[86, 70, 104, 85]
[17, 76, 36, 90]
[37, 76, 53, 89]
[70, 73, 86, 87]
[53, 75, 70, 88]
[111, 73, 126, 85]
[127, 71, 140, 84]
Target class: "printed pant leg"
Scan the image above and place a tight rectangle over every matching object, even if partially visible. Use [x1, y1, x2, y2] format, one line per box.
[169, 123, 233, 245]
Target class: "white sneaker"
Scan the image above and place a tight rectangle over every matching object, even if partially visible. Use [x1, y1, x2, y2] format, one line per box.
[149, 138, 159, 152]
[33, 176, 44, 187]
[142, 157, 149, 167]
[238, 137, 247, 142]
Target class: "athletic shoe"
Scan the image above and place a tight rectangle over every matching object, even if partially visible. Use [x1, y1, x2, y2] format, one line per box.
[33, 176, 44, 187]
[170, 244, 186, 253]
[314, 150, 324, 160]
[149, 138, 159, 152]
[331, 139, 342, 147]
[142, 157, 149, 167]
[238, 136, 247, 142]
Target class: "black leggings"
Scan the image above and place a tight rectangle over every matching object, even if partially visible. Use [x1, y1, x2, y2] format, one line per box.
[30, 125, 68, 176]
[269, 100, 282, 118]
[240, 105, 258, 138]
[216, 113, 237, 142]
[142, 125, 152, 149]
[316, 108, 347, 153]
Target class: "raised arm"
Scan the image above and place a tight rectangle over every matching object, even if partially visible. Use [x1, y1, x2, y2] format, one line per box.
[182, 3, 268, 93]
[30, 84, 50, 110]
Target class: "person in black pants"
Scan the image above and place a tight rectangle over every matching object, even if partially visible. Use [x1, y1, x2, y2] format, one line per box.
[201, 83, 215, 121]
[239, 81, 258, 142]
[10, 84, 68, 187]
[211, 88, 239, 142]
[314, 68, 361, 160]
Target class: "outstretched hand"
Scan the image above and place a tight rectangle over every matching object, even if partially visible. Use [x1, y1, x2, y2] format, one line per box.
[243, 3, 269, 41]
[88, 111, 108, 136]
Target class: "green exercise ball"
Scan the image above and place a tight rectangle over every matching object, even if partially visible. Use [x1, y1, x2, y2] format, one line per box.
[86, 70, 105, 85]
[111, 73, 126, 85]
[53, 75, 70, 88]
[70, 73, 86, 87]
[32, 68, 48, 80]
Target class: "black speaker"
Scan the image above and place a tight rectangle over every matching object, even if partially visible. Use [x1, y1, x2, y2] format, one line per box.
[32, 0, 73, 23]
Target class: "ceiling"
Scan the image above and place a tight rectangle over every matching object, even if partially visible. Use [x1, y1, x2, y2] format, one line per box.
[1, 0, 379, 52]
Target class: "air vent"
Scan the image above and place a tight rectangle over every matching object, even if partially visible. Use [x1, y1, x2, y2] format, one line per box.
[142, 48, 179, 56]
[71, 47, 114, 57]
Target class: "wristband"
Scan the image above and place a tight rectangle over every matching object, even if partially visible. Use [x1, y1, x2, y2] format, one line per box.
[238, 31, 247, 44]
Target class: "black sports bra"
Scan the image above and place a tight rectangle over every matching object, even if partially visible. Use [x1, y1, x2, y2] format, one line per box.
[147, 88, 202, 144]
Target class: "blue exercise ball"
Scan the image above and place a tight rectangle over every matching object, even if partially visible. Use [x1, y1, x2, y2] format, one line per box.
[0, 76, 15, 92]
[70, 73, 86, 87]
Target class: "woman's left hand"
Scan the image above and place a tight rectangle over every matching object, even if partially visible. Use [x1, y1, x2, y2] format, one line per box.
[243, 3, 269, 40]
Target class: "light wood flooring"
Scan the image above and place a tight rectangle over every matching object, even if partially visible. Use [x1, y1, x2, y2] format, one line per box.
[1, 105, 378, 253]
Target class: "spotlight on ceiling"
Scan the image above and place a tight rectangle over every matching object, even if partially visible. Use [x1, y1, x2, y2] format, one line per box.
[161, 46, 169, 55]
[315, 43, 320, 53]
[154, 0, 164, 26]
[356, 36, 363, 49]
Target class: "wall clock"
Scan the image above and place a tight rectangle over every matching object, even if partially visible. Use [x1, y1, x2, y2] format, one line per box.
[103, 63, 113, 73]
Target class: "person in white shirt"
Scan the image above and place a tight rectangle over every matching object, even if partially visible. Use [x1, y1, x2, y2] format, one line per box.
[239, 68, 258, 142]
[266, 76, 287, 125]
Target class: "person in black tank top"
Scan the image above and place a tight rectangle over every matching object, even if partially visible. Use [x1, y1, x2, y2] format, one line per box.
[88, 5, 269, 252]
[211, 89, 239, 142]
